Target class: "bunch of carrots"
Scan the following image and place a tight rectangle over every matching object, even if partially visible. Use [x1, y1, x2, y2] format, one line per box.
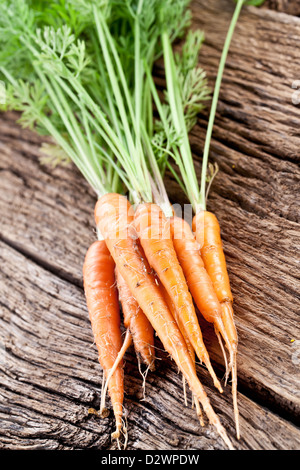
[0, 0, 265, 450]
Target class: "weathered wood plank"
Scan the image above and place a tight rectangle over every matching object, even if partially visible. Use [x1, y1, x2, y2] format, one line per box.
[162, 0, 300, 421]
[0, 111, 95, 285]
[1, 242, 300, 450]
[265, 0, 300, 16]
[0, 0, 300, 450]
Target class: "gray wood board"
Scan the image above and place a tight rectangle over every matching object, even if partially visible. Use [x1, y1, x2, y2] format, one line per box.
[0, 0, 300, 450]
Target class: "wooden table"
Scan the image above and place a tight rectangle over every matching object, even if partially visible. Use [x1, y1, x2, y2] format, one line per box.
[0, 0, 299, 450]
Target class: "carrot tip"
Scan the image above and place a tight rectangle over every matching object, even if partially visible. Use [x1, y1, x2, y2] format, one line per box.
[139, 353, 155, 372]
[218, 426, 235, 451]
[198, 417, 205, 427]
[231, 355, 240, 440]
[111, 428, 121, 440]
[88, 407, 99, 416]
[209, 370, 223, 393]
[111, 420, 128, 450]
[100, 407, 110, 419]
[195, 405, 205, 427]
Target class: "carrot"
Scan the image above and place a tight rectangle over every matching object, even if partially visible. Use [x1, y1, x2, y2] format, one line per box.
[83, 239, 130, 441]
[170, 215, 231, 376]
[134, 202, 223, 394]
[115, 267, 155, 372]
[95, 192, 233, 449]
[193, 210, 239, 439]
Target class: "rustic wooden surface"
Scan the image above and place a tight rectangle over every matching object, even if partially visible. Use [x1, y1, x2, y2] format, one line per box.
[264, 0, 300, 15]
[1, 0, 300, 451]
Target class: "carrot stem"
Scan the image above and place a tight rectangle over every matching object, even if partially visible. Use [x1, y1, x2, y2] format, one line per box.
[199, 0, 244, 210]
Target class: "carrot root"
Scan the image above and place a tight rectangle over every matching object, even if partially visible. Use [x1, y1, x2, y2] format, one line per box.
[138, 355, 154, 400]
[231, 352, 239, 440]
[193, 395, 205, 427]
[221, 300, 239, 439]
[100, 328, 132, 428]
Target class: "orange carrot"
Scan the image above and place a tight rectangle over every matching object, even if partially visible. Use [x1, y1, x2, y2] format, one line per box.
[160, 281, 195, 364]
[170, 216, 231, 375]
[83, 240, 129, 440]
[134, 202, 223, 393]
[94, 193, 233, 449]
[193, 210, 239, 439]
[115, 267, 155, 372]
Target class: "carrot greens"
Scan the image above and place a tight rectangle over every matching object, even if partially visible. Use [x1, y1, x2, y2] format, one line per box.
[0, 0, 201, 209]
[150, 0, 265, 213]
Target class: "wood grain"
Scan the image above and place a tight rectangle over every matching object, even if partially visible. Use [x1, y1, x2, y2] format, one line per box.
[0, 0, 300, 450]
[265, 0, 300, 16]
[1, 242, 300, 450]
